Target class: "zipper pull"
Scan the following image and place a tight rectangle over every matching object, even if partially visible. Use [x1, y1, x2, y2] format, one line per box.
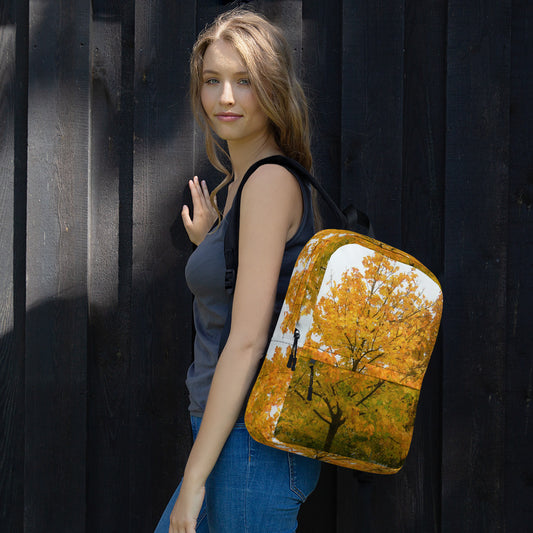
[307, 360, 315, 401]
[287, 328, 300, 371]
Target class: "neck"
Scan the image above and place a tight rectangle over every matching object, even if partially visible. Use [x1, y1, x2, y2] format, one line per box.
[228, 133, 282, 184]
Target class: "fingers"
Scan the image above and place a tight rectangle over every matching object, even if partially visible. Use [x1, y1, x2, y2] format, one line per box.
[181, 204, 192, 228]
[200, 179, 210, 204]
[189, 176, 210, 209]
[187, 176, 217, 216]
[181, 205, 201, 245]
[181, 176, 218, 245]
[169, 524, 195, 533]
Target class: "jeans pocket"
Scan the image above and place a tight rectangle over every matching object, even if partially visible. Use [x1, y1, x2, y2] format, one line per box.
[288, 453, 321, 503]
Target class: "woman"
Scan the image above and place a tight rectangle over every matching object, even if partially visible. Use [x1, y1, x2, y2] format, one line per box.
[155, 8, 321, 533]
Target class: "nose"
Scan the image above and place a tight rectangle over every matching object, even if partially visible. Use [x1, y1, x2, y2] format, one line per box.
[220, 81, 235, 106]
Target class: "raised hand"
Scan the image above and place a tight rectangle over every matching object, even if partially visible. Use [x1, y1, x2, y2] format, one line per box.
[181, 176, 218, 246]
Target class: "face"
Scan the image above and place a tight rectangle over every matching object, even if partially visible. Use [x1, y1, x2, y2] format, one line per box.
[200, 39, 270, 145]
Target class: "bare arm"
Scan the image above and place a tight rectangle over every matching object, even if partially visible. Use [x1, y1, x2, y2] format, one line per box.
[170, 165, 303, 533]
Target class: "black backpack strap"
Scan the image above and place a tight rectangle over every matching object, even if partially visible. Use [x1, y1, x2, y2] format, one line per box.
[224, 154, 372, 295]
[342, 204, 375, 238]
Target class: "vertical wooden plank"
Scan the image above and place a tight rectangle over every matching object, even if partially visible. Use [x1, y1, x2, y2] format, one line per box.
[301, 0, 343, 197]
[132, 1, 197, 530]
[0, 1, 26, 530]
[401, 0, 447, 273]
[25, 0, 90, 529]
[341, 0, 405, 246]
[442, 1, 511, 531]
[506, 0, 533, 529]
[390, 1, 447, 532]
[0, 3, 17, 525]
[86, 1, 131, 530]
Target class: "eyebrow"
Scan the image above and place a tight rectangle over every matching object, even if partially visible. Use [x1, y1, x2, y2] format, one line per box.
[202, 69, 249, 76]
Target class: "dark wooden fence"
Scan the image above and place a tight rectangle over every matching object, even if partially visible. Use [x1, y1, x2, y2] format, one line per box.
[1, 0, 531, 531]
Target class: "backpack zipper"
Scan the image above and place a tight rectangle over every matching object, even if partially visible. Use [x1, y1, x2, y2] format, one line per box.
[307, 359, 316, 401]
[286, 328, 300, 371]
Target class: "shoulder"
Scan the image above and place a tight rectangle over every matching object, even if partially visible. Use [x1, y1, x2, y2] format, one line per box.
[239, 162, 304, 238]
[241, 163, 301, 201]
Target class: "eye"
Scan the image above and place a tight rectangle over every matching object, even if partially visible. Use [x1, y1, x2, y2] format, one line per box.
[204, 78, 219, 85]
[238, 78, 251, 86]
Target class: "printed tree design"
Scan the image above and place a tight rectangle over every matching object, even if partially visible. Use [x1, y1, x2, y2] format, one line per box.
[289, 364, 386, 452]
[309, 254, 442, 385]
[273, 246, 442, 464]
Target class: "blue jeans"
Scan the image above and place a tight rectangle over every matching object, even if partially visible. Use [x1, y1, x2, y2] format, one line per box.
[154, 416, 321, 533]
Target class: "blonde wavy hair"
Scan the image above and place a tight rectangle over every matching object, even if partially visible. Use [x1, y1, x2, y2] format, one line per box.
[189, 8, 313, 217]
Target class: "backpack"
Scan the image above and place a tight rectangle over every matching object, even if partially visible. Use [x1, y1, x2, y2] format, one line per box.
[224, 155, 443, 474]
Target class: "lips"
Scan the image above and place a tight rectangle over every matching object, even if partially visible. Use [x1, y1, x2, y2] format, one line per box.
[215, 112, 242, 122]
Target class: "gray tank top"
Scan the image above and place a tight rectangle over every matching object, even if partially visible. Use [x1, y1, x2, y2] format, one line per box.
[185, 171, 314, 417]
